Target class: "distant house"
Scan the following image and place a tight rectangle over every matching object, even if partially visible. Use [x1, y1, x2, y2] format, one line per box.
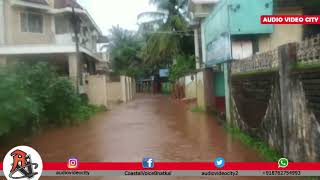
[0, 0, 108, 93]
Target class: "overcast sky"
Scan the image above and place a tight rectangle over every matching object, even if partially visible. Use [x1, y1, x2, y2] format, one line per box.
[78, 0, 155, 35]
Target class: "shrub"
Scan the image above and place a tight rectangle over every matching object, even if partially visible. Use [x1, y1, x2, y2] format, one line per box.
[0, 62, 104, 138]
[11, 62, 82, 125]
[45, 77, 81, 125]
[225, 125, 282, 161]
[190, 106, 205, 113]
[0, 67, 40, 136]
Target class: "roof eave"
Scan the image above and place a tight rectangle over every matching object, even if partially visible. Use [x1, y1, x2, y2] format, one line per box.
[11, 0, 50, 10]
[49, 7, 103, 36]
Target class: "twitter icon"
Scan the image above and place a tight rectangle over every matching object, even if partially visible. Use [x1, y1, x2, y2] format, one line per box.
[214, 157, 225, 168]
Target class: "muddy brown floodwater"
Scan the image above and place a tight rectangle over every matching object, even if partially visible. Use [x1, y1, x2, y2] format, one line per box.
[0, 95, 300, 180]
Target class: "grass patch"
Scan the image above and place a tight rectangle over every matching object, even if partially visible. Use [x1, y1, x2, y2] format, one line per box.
[232, 69, 277, 77]
[190, 106, 205, 113]
[225, 124, 282, 161]
[294, 62, 320, 70]
[71, 104, 107, 123]
[305, 177, 319, 180]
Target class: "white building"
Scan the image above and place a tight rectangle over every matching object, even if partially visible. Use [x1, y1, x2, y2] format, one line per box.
[0, 0, 108, 93]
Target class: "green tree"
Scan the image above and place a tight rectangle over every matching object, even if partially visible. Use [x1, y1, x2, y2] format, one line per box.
[107, 26, 150, 78]
[138, 0, 194, 66]
[168, 55, 195, 82]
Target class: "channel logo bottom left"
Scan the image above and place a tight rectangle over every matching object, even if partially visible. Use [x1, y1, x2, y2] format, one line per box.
[3, 145, 43, 180]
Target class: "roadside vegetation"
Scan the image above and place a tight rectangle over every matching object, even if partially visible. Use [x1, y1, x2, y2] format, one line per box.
[100, 0, 193, 97]
[105, 0, 195, 82]
[169, 55, 195, 82]
[105, 26, 151, 78]
[0, 62, 105, 140]
[190, 105, 282, 161]
[190, 106, 205, 113]
[224, 125, 282, 161]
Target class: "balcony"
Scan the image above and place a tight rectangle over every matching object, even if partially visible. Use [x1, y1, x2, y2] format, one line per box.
[55, 33, 74, 45]
[55, 33, 98, 52]
[188, 0, 218, 19]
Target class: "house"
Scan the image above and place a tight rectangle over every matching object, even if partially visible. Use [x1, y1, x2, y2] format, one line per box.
[200, 0, 320, 122]
[187, 0, 217, 69]
[198, 0, 274, 121]
[187, 0, 218, 111]
[0, 0, 108, 94]
[258, 0, 320, 53]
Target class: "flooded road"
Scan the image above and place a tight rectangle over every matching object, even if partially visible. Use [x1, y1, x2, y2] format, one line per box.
[1, 95, 298, 179]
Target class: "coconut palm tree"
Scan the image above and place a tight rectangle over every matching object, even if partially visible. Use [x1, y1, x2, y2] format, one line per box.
[138, 0, 193, 66]
[105, 26, 146, 77]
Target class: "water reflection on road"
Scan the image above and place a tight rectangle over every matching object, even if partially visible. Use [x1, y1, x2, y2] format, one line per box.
[1, 95, 298, 180]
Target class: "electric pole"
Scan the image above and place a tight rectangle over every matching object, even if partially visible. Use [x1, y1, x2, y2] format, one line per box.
[71, 6, 82, 94]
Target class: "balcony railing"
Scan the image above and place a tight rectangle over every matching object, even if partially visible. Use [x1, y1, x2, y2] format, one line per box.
[231, 34, 320, 75]
[231, 49, 279, 74]
[297, 34, 320, 65]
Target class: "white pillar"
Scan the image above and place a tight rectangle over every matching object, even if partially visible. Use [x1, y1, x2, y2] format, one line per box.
[0, 56, 6, 66]
[133, 79, 136, 98]
[200, 23, 206, 65]
[68, 53, 78, 89]
[126, 77, 130, 101]
[127, 77, 129, 101]
[224, 63, 231, 124]
[120, 75, 127, 103]
[194, 28, 200, 69]
[129, 77, 133, 100]
[0, 0, 5, 45]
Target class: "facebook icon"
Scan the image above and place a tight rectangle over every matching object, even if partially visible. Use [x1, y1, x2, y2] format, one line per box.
[142, 157, 154, 168]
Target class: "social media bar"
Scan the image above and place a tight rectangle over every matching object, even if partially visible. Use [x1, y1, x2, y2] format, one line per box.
[4, 170, 318, 177]
[1, 162, 320, 177]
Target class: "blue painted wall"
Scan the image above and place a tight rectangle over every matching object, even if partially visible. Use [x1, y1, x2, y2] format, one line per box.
[214, 72, 225, 97]
[203, 0, 274, 66]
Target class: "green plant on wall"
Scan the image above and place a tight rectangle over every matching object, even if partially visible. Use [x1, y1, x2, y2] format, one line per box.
[168, 55, 195, 82]
[224, 124, 282, 161]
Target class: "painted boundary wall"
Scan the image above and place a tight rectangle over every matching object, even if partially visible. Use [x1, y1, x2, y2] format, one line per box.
[230, 35, 320, 162]
[194, 69, 216, 111]
[184, 74, 197, 99]
[87, 75, 108, 107]
[87, 75, 136, 108]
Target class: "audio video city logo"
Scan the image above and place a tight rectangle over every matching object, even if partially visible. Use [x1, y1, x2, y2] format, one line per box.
[3, 146, 43, 180]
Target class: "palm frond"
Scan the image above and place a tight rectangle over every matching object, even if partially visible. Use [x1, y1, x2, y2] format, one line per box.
[137, 11, 167, 22]
[177, 0, 188, 9]
[138, 0, 193, 66]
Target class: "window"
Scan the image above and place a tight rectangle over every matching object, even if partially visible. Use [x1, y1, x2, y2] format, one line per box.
[21, 12, 43, 33]
[55, 15, 71, 34]
[232, 40, 253, 60]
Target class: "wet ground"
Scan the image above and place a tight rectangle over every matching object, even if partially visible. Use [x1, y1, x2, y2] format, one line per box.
[1, 95, 299, 179]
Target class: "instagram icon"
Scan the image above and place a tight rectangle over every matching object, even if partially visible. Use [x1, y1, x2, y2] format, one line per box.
[68, 158, 78, 169]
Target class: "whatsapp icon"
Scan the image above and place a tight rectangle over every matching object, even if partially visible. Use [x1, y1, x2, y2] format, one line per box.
[278, 158, 289, 168]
